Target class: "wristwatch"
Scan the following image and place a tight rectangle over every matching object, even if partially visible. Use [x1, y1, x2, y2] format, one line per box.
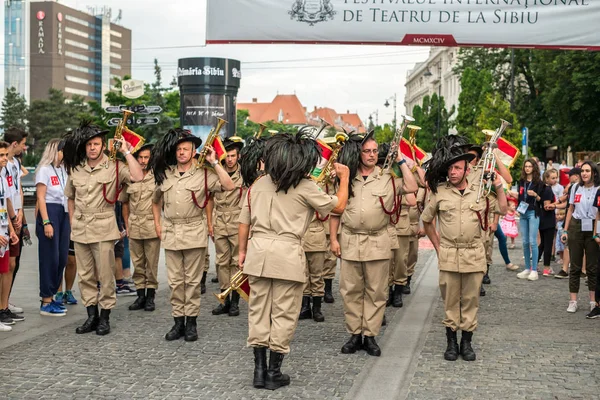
[124, 150, 131, 156]
[211, 160, 219, 167]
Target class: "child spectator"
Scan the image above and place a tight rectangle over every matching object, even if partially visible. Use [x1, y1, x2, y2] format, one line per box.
[500, 197, 519, 249]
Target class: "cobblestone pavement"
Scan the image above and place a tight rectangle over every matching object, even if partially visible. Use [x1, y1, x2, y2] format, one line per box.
[0, 211, 434, 399]
[406, 243, 600, 400]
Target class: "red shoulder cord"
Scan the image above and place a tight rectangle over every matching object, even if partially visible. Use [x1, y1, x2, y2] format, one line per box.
[191, 168, 210, 209]
[389, 193, 403, 225]
[475, 196, 491, 232]
[379, 175, 400, 217]
[102, 159, 123, 205]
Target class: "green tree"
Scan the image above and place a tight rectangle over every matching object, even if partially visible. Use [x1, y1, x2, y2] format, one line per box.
[1, 87, 28, 131]
[455, 68, 494, 143]
[411, 93, 454, 152]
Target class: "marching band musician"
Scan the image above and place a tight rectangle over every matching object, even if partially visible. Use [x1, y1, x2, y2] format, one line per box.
[330, 132, 418, 357]
[121, 143, 160, 312]
[238, 131, 349, 390]
[422, 137, 507, 362]
[63, 121, 143, 336]
[211, 137, 245, 317]
[151, 129, 234, 343]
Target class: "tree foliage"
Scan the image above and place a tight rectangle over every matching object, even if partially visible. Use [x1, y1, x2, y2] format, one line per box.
[411, 93, 454, 152]
[1, 87, 28, 131]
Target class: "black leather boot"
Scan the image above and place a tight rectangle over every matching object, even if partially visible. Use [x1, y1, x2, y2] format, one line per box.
[212, 291, 231, 315]
[253, 346, 267, 388]
[229, 291, 240, 316]
[403, 275, 412, 294]
[298, 296, 312, 319]
[382, 314, 387, 326]
[144, 288, 156, 311]
[387, 285, 394, 307]
[129, 289, 146, 310]
[341, 334, 362, 354]
[264, 350, 290, 390]
[184, 316, 198, 342]
[392, 285, 404, 308]
[96, 309, 111, 336]
[460, 331, 476, 361]
[211, 276, 219, 283]
[324, 279, 334, 303]
[165, 316, 185, 341]
[200, 271, 207, 295]
[444, 327, 459, 361]
[363, 336, 381, 357]
[75, 305, 99, 334]
[480, 284, 486, 297]
[312, 297, 325, 322]
[483, 265, 491, 285]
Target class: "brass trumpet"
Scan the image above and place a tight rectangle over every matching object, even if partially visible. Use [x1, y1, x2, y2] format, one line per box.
[198, 117, 227, 168]
[255, 123, 267, 139]
[476, 119, 512, 203]
[110, 110, 134, 161]
[313, 132, 348, 183]
[214, 270, 248, 304]
[381, 115, 414, 176]
[407, 124, 421, 170]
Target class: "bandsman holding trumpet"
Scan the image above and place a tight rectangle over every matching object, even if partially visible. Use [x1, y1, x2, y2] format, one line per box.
[211, 137, 245, 317]
[330, 129, 418, 357]
[239, 130, 349, 390]
[151, 128, 234, 343]
[422, 136, 507, 362]
[63, 120, 144, 336]
[121, 143, 161, 312]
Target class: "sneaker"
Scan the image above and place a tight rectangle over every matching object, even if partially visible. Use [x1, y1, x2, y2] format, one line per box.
[0, 310, 15, 325]
[586, 306, 600, 319]
[65, 291, 78, 305]
[542, 268, 553, 277]
[116, 284, 136, 296]
[8, 303, 23, 314]
[517, 269, 531, 279]
[591, 302, 597, 312]
[527, 271, 539, 281]
[567, 301, 578, 313]
[6, 309, 24, 322]
[54, 292, 66, 304]
[40, 302, 66, 317]
[0, 321, 12, 332]
[506, 263, 519, 271]
[51, 300, 67, 313]
[123, 277, 136, 287]
[555, 270, 569, 279]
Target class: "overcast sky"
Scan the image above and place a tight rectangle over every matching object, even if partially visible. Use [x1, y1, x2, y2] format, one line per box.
[1, 0, 431, 126]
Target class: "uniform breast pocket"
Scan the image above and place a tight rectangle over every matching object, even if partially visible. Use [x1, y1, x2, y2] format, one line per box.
[469, 204, 485, 224]
[439, 204, 456, 225]
[185, 180, 205, 204]
[72, 179, 87, 198]
[160, 182, 174, 205]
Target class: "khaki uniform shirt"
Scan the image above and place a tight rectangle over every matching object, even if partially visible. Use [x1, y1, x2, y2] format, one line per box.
[214, 166, 244, 237]
[303, 214, 328, 252]
[65, 154, 131, 244]
[339, 166, 402, 262]
[121, 171, 157, 240]
[239, 176, 338, 283]
[153, 165, 223, 251]
[421, 181, 487, 273]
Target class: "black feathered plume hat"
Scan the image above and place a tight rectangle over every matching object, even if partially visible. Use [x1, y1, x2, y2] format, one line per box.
[240, 136, 267, 187]
[62, 120, 109, 173]
[423, 134, 474, 194]
[149, 128, 201, 186]
[336, 132, 364, 197]
[223, 136, 244, 152]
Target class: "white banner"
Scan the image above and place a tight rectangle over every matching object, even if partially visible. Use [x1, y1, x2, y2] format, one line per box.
[206, 0, 599, 50]
[122, 79, 145, 100]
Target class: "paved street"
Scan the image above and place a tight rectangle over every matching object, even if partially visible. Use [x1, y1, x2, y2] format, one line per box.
[1, 209, 597, 399]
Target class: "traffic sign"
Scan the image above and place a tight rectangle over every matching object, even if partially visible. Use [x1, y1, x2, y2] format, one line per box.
[141, 105, 162, 114]
[137, 117, 160, 125]
[130, 105, 147, 113]
[107, 118, 122, 127]
[105, 105, 126, 114]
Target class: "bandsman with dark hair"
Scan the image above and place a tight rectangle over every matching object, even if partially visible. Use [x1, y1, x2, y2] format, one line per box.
[330, 132, 418, 357]
[121, 143, 160, 312]
[151, 128, 235, 342]
[422, 137, 507, 362]
[63, 121, 144, 336]
[239, 129, 349, 390]
[211, 136, 245, 317]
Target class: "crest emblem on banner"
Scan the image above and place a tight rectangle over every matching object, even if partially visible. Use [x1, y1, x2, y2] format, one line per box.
[290, 0, 335, 26]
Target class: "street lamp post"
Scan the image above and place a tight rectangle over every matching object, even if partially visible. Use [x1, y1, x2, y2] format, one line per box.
[384, 94, 397, 132]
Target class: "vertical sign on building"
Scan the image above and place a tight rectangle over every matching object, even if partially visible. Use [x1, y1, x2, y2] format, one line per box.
[57, 12, 63, 55]
[37, 11, 45, 54]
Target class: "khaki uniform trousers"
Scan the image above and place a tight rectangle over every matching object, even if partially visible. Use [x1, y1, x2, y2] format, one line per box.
[439, 270, 485, 332]
[303, 251, 325, 296]
[75, 241, 116, 310]
[484, 229, 494, 266]
[204, 245, 210, 273]
[129, 238, 161, 289]
[392, 235, 413, 286]
[165, 248, 206, 317]
[322, 235, 337, 280]
[247, 276, 304, 354]
[407, 235, 418, 277]
[215, 233, 239, 290]
[340, 259, 389, 337]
